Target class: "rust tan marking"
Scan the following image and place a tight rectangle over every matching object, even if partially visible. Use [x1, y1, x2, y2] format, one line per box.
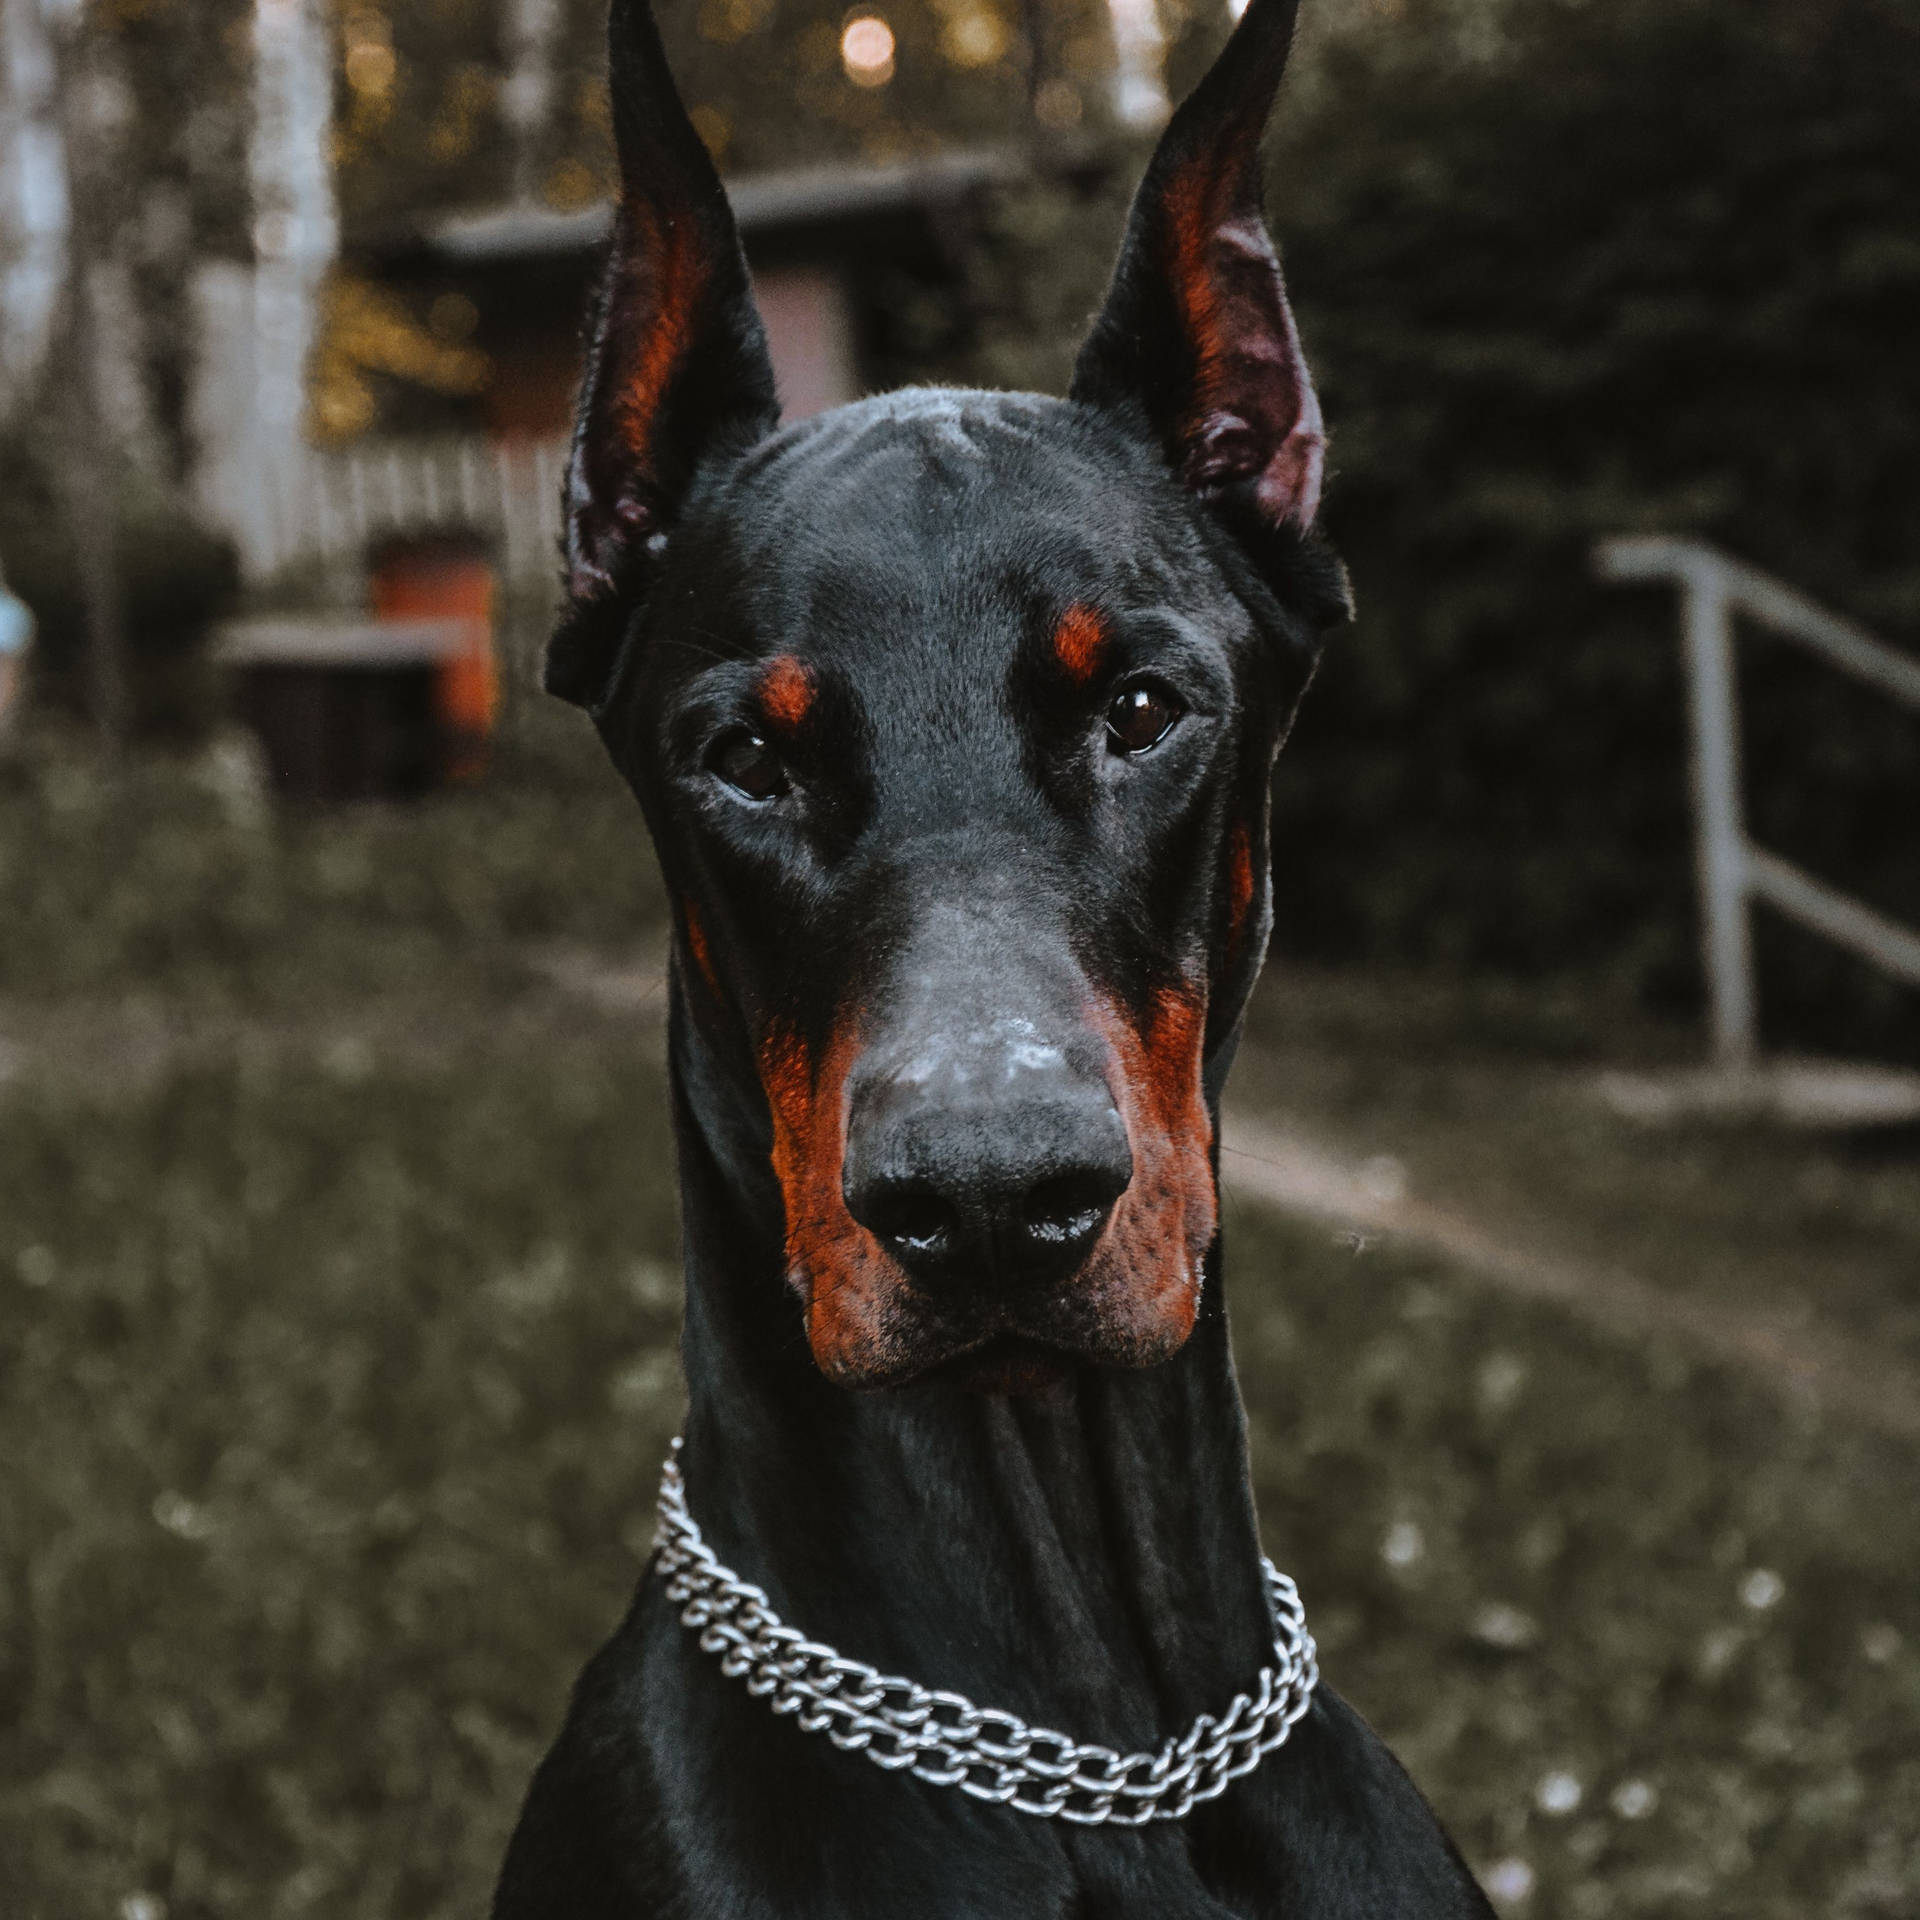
[1163, 169, 1232, 437]
[1052, 605, 1110, 685]
[758, 654, 816, 732]
[1077, 985, 1216, 1364]
[682, 899, 721, 1000]
[759, 1016, 907, 1384]
[615, 208, 704, 463]
[1225, 823, 1256, 971]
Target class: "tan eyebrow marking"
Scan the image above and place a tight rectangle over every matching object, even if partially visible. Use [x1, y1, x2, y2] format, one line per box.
[759, 654, 815, 729]
[1053, 605, 1110, 684]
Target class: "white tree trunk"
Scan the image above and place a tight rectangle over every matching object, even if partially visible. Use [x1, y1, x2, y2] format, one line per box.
[0, 0, 71, 409]
[502, 0, 562, 205]
[247, 0, 336, 460]
[195, 0, 338, 578]
[1103, 0, 1169, 130]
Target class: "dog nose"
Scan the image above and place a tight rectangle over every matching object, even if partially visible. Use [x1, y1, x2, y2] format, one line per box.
[843, 1079, 1132, 1293]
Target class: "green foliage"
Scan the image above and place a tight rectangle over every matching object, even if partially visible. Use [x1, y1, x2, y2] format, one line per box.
[0, 707, 662, 1002]
[1251, 0, 1920, 1050]
[952, 154, 1143, 395]
[333, 0, 1125, 233]
[110, 0, 254, 266]
[0, 439, 239, 735]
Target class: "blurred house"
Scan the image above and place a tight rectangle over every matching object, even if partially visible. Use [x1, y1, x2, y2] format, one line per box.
[197, 152, 1009, 593]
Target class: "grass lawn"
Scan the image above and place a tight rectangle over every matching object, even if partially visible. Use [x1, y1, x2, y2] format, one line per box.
[1, 727, 1915, 1917]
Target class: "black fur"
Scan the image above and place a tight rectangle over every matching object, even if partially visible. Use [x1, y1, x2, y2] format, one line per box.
[496, 1, 1493, 1912]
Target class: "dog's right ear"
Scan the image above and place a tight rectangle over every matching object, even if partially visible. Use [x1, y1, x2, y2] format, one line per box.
[547, 0, 781, 709]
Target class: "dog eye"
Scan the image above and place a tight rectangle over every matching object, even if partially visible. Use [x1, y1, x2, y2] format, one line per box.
[709, 729, 791, 802]
[1106, 683, 1184, 756]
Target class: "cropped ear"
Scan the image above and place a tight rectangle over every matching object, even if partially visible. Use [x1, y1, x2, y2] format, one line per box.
[1071, 0, 1347, 621]
[547, 0, 781, 709]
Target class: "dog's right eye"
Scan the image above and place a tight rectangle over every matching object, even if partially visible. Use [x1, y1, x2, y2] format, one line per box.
[709, 729, 791, 802]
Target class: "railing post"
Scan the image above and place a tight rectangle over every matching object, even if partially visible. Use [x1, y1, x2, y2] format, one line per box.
[1682, 560, 1757, 1070]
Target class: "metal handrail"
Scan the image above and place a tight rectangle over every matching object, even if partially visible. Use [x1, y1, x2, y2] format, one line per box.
[1596, 535, 1920, 1068]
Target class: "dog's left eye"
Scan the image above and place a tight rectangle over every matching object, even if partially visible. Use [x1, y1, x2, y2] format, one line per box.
[709, 729, 791, 802]
[1106, 683, 1184, 756]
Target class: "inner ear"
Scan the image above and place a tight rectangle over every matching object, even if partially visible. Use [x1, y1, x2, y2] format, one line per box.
[547, 0, 779, 711]
[1071, 0, 1329, 544]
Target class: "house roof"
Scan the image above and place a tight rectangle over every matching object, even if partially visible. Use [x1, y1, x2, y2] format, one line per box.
[418, 150, 1021, 263]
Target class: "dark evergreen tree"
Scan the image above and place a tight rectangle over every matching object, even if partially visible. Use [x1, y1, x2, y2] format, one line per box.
[1244, 0, 1920, 1052]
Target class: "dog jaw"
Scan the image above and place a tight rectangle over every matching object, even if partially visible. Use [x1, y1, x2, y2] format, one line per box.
[759, 1017, 917, 1387]
[1070, 985, 1215, 1365]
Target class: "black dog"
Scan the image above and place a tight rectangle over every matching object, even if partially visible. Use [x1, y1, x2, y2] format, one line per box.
[496, 0, 1496, 1911]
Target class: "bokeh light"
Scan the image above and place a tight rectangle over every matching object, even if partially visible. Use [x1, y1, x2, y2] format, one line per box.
[940, 5, 1008, 69]
[840, 15, 896, 87]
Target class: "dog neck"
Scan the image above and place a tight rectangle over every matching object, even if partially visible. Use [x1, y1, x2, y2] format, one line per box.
[662, 982, 1278, 1749]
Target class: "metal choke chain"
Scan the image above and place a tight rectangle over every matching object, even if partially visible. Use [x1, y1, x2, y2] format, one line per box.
[653, 1439, 1319, 1826]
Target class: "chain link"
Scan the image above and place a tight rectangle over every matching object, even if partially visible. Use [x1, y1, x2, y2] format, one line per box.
[652, 1439, 1319, 1826]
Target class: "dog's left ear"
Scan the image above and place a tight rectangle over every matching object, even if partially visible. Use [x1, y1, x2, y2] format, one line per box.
[1071, 0, 1350, 627]
[548, 0, 782, 709]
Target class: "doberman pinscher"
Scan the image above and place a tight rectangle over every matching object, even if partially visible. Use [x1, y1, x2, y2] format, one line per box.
[494, 0, 1497, 1912]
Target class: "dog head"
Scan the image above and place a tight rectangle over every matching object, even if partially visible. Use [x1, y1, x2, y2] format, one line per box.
[554, 0, 1349, 1390]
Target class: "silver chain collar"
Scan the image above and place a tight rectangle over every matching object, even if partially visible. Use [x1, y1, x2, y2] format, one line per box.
[652, 1438, 1319, 1826]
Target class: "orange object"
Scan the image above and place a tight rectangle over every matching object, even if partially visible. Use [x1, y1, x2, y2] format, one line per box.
[371, 540, 497, 779]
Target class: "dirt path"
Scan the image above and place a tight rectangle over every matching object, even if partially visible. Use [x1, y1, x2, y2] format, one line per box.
[1217, 1103, 1920, 1444]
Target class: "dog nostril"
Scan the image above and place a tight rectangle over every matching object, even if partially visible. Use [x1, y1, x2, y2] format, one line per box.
[867, 1187, 963, 1259]
[1022, 1172, 1121, 1250]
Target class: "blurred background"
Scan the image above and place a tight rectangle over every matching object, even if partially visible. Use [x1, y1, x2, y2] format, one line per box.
[1, 0, 1917, 1914]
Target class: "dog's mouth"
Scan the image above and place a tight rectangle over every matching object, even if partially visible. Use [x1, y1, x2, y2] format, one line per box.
[788, 1163, 1216, 1392]
[907, 1333, 1075, 1397]
[847, 1242, 1202, 1392]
